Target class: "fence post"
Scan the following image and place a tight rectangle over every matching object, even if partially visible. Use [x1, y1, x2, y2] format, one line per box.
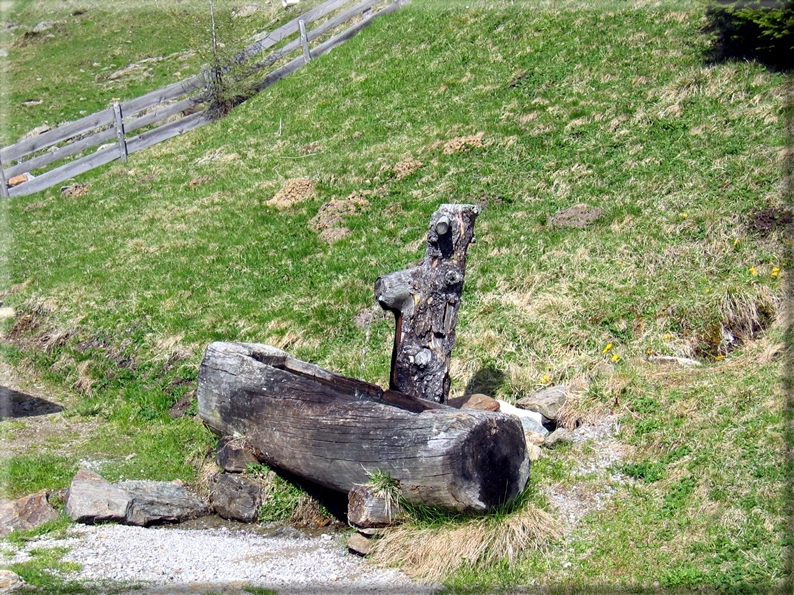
[113, 101, 128, 164]
[299, 19, 311, 63]
[0, 154, 9, 198]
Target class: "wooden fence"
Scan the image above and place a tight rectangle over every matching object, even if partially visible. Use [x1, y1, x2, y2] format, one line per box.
[0, 0, 408, 198]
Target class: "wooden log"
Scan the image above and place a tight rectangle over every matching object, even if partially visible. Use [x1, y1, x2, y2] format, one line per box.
[375, 203, 480, 403]
[197, 341, 529, 513]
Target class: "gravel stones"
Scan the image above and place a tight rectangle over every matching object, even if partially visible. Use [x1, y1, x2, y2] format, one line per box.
[45, 523, 428, 593]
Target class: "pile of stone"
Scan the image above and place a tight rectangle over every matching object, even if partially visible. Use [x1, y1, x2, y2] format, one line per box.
[449, 386, 574, 461]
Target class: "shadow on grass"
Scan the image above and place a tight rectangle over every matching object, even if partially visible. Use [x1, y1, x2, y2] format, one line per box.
[0, 386, 64, 419]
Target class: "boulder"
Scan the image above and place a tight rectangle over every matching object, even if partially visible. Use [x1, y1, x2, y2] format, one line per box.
[347, 484, 400, 530]
[496, 400, 548, 435]
[516, 385, 568, 420]
[0, 570, 25, 594]
[525, 431, 545, 446]
[210, 472, 262, 523]
[117, 480, 210, 526]
[347, 532, 373, 556]
[65, 469, 130, 524]
[447, 393, 500, 411]
[0, 490, 59, 536]
[216, 436, 259, 473]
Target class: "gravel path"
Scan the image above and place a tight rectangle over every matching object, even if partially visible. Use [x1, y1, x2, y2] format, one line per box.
[3, 522, 435, 594]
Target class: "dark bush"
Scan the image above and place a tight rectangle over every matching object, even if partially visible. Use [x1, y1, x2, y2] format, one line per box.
[703, 0, 794, 71]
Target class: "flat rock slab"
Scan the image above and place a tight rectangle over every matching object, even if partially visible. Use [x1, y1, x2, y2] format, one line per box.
[210, 472, 262, 523]
[118, 480, 210, 526]
[0, 490, 59, 536]
[65, 469, 130, 524]
[516, 385, 568, 420]
[66, 469, 209, 527]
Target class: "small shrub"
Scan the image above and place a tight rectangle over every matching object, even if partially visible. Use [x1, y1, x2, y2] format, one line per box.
[703, 0, 794, 70]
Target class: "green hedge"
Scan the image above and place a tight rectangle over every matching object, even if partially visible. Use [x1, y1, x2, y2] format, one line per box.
[703, 0, 794, 70]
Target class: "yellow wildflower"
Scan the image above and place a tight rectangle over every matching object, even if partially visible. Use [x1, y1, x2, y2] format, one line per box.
[715, 355, 725, 361]
[663, 333, 672, 341]
[680, 212, 688, 218]
[749, 267, 758, 276]
[772, 267, 780, 278]
[611, 354, 620, 362]
[602, 343, 613, 354]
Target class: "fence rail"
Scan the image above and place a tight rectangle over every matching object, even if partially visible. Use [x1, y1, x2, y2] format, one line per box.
[1, 0, 408, 198]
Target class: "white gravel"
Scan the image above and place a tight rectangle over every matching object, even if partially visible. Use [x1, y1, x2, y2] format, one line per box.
[3, 523, 435, 594]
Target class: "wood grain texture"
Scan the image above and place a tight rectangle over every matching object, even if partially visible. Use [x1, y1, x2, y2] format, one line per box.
[375, 204, 481, 403]
[197, 342, 529, 512]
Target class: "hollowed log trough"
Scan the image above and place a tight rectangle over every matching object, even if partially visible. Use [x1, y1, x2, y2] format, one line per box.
[197, 341, 529, 513]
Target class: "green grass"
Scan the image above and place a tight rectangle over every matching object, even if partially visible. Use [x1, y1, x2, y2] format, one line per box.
[0, 0, 789, 592]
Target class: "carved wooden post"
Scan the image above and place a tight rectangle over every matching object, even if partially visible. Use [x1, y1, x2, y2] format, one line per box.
[375, 204, 480, 403]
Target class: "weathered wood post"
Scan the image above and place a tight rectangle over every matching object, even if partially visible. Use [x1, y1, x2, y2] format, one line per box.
[375, 203, 481, 403]
[0, 154, 9, 199]
[112, 101, 128, 164]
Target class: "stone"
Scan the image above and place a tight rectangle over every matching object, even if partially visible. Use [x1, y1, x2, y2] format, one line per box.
[65, 469, 130, 524]
[347, 532, 372, 556]
[525, 431, 545, 446]
[447, 393, 500, 411]
[117, 480, 210, 526]
[0, 570, 25, 594]
[516, 385, 568, 420]
[0, 490, 59, 536]
[216, 436, 259, 473]
[32, 21, 54, 33]
[526, 443, 542, 462]
[648, 355, 702, 368]
[544, 428, 574, 448]
[347, 484, 399, 529]
[210, 472, 262, 523]
[0, 49, 8, 58]
[8, 173, 33, 188]
[496, 400, 549, 435]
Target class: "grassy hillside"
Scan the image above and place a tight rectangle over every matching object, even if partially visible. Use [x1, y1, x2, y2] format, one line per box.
[1, 0, 790, 592]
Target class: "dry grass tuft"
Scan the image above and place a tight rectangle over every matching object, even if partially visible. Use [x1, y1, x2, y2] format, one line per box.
[369, 504, 560, 581]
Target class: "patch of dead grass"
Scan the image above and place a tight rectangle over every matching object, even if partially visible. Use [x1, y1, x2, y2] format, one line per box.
[370, 504, 561, 581]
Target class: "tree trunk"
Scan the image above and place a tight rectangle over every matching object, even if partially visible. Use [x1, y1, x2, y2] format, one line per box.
[375, 203, 480, 403]
[197, 341, 529, 513]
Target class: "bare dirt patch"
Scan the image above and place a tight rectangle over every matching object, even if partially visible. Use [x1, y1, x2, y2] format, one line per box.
[266, 178, 316, 209]
[0, 361, 100, 464]
[442, 133, 485, 155]
[308, 191, 371, 243]
[393, 158, 423, 180]
[749, 207, 792, 236]
[548, 204, 604, 229]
